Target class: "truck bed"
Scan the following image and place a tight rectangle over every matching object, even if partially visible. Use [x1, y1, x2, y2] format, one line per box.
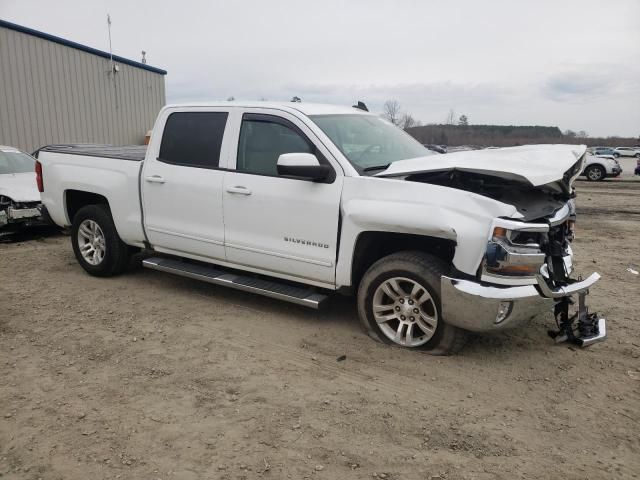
[37, 144, 146, 161]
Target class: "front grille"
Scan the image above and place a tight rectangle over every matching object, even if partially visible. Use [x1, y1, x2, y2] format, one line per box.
[543, 222, 572, 283]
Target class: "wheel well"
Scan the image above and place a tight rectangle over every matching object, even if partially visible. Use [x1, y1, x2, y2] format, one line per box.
[350, 231, 456, 289]
[65, 190, 109, 223]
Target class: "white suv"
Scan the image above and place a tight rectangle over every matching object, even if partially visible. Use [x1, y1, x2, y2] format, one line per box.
[613, 147, 640, 158]
[581, 154, 622, 181]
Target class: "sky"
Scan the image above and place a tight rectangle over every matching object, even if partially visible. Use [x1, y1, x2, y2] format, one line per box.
[2, 0, 639, 137]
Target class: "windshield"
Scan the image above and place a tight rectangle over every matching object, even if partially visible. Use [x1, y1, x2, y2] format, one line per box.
[0, 149, 35, 174]
[310, 114, 428, 173]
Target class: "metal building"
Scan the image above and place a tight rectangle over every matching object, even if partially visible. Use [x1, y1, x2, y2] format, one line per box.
[0, 19, 167, 153]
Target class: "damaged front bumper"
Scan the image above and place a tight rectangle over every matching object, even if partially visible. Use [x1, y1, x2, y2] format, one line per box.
[0, 204, 46, 228]
[441, 276, 553, 332]
[441, 271, 606, 346]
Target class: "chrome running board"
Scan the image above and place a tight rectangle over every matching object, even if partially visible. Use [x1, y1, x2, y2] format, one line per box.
[142, 257, 329, 309]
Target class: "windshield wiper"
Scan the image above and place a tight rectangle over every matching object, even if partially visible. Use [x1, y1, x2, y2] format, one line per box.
[363, 163, 390, 172]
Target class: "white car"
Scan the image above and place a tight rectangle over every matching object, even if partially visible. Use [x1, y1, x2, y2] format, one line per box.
[613, 147, 640, 158]
[36, 102, 605, 353]
[0, 146, 44, 230]
[581, 154, 622, 181]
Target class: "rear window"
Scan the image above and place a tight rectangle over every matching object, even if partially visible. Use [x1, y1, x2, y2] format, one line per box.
[159, 112, 228, 169]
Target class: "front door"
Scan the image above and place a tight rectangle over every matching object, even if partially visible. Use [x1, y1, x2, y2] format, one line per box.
[223, 111, 343, 285]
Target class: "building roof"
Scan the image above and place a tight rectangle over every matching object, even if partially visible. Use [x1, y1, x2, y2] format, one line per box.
[0, 18, 167, 75]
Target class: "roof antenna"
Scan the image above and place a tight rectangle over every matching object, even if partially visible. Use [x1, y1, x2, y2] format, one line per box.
[141, 50, 147, 64]
[353, 101, 368, 112]
[107, 14, 114, 74]
[107, 14, 119, 109]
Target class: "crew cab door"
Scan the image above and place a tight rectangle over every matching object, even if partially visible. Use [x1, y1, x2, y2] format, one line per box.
[141, 108, 233, 260]
[223, 110, 343, 285]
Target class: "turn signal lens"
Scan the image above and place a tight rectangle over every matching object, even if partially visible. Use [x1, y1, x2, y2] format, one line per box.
[487, 264, 539, 275]
[492, 227, 507, 241]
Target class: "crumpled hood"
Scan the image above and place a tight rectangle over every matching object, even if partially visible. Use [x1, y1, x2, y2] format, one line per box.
[376, 144, 587, 187]
[0, 172, 41, 202]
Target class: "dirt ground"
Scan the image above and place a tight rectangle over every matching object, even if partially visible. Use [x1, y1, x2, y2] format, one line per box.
[1, 179, 639, 480]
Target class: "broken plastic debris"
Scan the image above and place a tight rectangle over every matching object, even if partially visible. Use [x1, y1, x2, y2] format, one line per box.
[626, 267, 639, 275]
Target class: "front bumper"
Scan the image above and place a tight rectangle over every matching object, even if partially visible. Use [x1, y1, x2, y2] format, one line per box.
[440, 272, 601, 333]
[0, 204, 47, 228]
[441, 277, 552, 332]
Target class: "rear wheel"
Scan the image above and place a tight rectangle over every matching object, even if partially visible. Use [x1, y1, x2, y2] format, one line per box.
[585, 164, 605, 181]
[357, 251, 468, 355]
[71, 204, 131, 277]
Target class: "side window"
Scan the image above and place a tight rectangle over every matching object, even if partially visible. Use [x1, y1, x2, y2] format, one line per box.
[159, 112, 228, 169]
[236, 116, 313, 176]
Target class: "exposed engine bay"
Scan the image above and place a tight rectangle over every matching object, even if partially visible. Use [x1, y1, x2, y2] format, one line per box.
[405, 169, 569, 221]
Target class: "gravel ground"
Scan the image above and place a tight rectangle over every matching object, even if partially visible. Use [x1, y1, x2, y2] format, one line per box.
[1, 180, 639, 480]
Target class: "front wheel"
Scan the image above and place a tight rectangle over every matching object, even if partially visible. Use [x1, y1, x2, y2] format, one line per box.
[585, 164, 606, 181]
[357, 251, 468, 355]
[71, 204, 131, 277]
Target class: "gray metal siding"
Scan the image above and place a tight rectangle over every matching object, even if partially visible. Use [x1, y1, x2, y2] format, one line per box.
[0, 25, 165, 152]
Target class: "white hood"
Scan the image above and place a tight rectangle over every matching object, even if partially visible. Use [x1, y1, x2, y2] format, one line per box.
[0, 172, 41, 202]
[376, 144, 587, 187]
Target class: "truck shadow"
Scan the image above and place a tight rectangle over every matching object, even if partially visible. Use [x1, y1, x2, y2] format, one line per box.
[0, 225, 64, 243]
[126, 262, 553, 360]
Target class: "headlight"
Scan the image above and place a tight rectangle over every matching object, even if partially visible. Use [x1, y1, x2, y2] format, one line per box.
[485, 226, 546, 277]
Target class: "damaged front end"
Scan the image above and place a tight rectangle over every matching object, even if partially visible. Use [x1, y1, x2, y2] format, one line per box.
[0, 196, 45, 231]
[402, 152, 606, 347]
[484, 203, 606, 347]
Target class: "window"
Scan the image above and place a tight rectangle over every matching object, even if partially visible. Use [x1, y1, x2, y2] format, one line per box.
[0, 149, 35, 174]
[159, 112, 228, 169]
[236, 116, 313, 176]
[310, 114, 427, 173]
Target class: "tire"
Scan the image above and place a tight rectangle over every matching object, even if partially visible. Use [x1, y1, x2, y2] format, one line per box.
[635, 153, 640, 158]
[357, 251, 468, 355]
[71, 204, 131, 277]
[585, 164, 606, 182]
[613, 152, 620, 158]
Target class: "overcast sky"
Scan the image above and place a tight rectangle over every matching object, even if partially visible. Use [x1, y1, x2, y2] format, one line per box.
[2, 0, 639, 137]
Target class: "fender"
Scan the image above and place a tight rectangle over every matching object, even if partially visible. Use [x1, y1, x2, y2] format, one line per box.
[335, 176, 518, 287]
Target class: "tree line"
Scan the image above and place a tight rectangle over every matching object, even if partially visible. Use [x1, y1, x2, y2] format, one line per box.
[381, 99, 639, 147]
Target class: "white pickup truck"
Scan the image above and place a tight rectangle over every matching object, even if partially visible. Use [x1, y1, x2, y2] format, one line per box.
[36, 102, 606, 354]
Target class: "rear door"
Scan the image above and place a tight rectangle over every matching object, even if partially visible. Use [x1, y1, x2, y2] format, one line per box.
[142, 108, 234, 260]
[222, 110, 343, 285]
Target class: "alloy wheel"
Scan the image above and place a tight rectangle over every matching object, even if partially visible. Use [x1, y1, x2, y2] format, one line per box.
[77, 219, 106, 265]
[372, 277, 438, 347]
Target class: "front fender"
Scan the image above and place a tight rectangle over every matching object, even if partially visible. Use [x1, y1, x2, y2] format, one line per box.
[335, 176, 518, 287]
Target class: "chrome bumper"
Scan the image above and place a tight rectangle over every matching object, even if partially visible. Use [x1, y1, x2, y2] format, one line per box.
[535, 272, 600, 298]
[441, 276, 553, 332]
[441, 271, 602, 333]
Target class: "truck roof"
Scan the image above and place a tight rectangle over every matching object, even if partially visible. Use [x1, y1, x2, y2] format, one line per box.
[162, 101, 371, 116]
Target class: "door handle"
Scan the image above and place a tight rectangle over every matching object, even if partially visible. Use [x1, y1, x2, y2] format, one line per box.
[145, 175, 166, 184]
[226, 186, 252, 195]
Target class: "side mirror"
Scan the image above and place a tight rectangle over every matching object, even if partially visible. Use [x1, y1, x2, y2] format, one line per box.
[277, 153, 331, 181]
